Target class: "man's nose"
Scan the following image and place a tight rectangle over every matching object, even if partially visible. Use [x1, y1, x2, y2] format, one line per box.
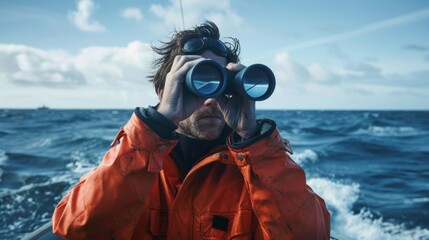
[204, 98, 218, 106]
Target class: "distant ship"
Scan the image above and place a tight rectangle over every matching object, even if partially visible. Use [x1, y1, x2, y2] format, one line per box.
[37, 105, 50, 110]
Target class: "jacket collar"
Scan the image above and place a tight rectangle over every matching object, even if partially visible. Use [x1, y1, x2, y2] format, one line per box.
[171, 125, 232, 176]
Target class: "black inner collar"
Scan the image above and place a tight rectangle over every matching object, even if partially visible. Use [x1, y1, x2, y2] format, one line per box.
[170, 126, 231, 177]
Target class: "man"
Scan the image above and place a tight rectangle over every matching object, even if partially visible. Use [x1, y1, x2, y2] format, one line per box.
[52, 21, 330, 239]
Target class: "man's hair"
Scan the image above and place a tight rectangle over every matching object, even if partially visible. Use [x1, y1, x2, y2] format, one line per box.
[148, 21, 241, 93]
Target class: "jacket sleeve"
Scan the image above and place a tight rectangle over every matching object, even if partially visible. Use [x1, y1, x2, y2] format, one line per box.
[228, 119, 330, 240]
[52, 113, 178, 239]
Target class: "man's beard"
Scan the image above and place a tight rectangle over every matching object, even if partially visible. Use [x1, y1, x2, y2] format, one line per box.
[178, 107, 226, 140]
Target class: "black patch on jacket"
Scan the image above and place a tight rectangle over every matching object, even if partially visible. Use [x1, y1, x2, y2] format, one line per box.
[212, 215, 229, 232]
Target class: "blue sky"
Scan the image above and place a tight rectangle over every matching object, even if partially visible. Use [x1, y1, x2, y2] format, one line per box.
[1, 0, 428, 109]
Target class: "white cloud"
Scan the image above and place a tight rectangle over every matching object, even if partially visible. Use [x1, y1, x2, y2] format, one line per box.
[121, 7, 143, 22]
[272, 52, 310, 85]
[75, 41, 156, 84]
[269, 50, 429, 107]
[69, 0, 105, 32]
[0, 42, 156, 87]
[148, 0, 245, 35]
[0, 45, 83, 87]
[0, 42, 159, 108]
[2, 44, 428, 109]
[308, 64, 332, 83]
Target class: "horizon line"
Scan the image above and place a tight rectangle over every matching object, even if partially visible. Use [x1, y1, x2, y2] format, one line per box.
[1, 107, 428, 111]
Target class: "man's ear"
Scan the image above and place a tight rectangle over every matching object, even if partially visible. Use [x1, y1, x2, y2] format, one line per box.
[157, 88, 163, 99]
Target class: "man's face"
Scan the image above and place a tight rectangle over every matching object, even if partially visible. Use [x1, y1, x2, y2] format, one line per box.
[177, 50, 227, 140]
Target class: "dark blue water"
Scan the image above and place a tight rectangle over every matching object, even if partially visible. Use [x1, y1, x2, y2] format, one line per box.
[0, 109, 428, 239]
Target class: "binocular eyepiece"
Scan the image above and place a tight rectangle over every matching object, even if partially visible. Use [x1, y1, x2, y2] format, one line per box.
[185, 60, 275, 101]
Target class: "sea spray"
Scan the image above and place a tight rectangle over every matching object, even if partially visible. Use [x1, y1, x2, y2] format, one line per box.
[308, 178, 429, 240]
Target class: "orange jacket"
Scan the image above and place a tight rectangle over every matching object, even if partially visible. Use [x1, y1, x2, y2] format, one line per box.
[52, 113, 330, 239]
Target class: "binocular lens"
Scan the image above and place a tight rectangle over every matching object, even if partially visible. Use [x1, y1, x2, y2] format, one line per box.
[192, 64, 222, 95]
[242, 67, 271, 99]
[185, 60, 226, 98]
[185, 60, 275, 101]
[234, 64, 275, 101]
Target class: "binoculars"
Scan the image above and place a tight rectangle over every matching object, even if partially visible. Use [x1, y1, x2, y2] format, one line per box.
[185, 60, 275, 101]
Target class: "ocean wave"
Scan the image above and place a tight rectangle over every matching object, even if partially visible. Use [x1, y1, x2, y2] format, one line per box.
[0, 130, 10, 137]
[0, 149, 7, 163]
[0, 168, 3, 184]
[64, 150, 101, 175]
[308, 178, 429, 240]
[292, 149, 319, 165]
[66, 160, 96, 174]
[363, 112, 380, 119]
[55, 135, 112, 149]
[301, 126, 337, 135]
[0, 180, 70, 239]
[404, 197, 429, 205]
[327, 137, 400, 157]
[0, 149, 9, 185]
[27, 137, 53, 148]
[352, 125, 422, 137]
[3, 152, 64, 171]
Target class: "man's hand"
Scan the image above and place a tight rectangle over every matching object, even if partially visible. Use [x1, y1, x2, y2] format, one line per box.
[157, 55, 206, 125]
[217, 63, 258, 139]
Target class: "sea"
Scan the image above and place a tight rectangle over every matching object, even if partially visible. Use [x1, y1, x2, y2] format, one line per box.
[0, 109, 428, 240]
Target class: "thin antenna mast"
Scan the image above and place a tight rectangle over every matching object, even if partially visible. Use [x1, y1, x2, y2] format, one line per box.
[179, 0, 186, 29]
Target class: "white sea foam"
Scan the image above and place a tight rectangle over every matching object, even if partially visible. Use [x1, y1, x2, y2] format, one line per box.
[0, 150, 6, 183]
[404, 197, 429, 205]
[66, 161, 95, 174]
[293, 149, 318, 165]
[353, 126, 421, 137]
[50, 171, 78, 185]
[28, 137, 53, 148]
[308, 178, 429, 240]
[66, 151, 96, 174]
[0, 149, 7, 162]
[363, 112, 379, 118]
